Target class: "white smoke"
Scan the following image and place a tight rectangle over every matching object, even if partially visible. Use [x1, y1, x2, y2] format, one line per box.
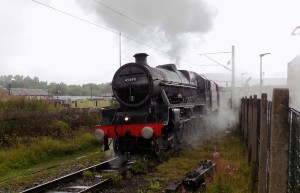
[76, 0, 216, 63]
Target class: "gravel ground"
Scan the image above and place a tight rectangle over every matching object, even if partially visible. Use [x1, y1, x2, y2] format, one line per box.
[0, 150, 188, 193]
[0, 150, 168, 193]
[0, 151, 107, 192]
[0, 136, 220, 193]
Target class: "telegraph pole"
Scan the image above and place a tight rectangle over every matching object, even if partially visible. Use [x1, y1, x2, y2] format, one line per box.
[231, 45, 235, 108]
[119, 33, 122, 67]
[259, 53, 271, 94]
[198, 45, 236, 108]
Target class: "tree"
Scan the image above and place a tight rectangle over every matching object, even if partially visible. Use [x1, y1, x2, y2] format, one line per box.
[0, 75, 112, 96]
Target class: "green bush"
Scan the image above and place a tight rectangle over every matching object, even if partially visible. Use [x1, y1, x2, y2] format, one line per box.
[206, 172, 233, 193]
[0, 98, 101, 148]
[0, 132, 98, 176]
[130, 159, 148, 175]
[102, 171, 122, 184]
[150, 181, 161, 191]
[0, 164, 9, 176]
[0, 97, 58, 115]
[82, 170, 93, 178]
[109, 98, 119, 108]
[0, 97, 104, 176]
[125, 171, 132, 179]
[48, 120, 71, 139]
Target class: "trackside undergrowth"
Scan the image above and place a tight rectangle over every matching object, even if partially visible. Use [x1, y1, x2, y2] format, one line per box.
[150, 131, 252, 193]
[0, 130, 100, 178]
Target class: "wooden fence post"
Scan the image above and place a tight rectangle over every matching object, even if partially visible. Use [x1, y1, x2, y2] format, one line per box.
[238, 97, 244, 136]
[248, 95, 253, 163]
[252, 95, 258, 164]
[244, 96, 248, 143]
[250, 95, 258, 191]
[241, 97, 245, 138]
[258, 93, 268, 193]
[268, 89, 289, 193]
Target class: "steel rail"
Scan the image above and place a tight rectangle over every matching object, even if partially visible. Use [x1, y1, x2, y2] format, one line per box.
[20, 157, 118, 193]
[77, 178, 110, 193]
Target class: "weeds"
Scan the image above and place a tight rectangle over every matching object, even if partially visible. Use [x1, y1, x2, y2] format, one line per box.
[0, 98, 101, 148]
[152, 132, 251, 192]
[0, 97, 58, 114]
[130, 159, 148, 175]
[0, 97, 103, 178]
[102, 171, 122, 184]
[82, 170, 93, 178]
[125, 171, 132, 179]
[150, 181, 161, 191]
[205, 134, 251, 193]
[0, 132, 98, 176]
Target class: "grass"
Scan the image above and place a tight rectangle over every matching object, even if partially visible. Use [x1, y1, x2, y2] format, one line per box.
[82, 170, 94, 178]
[0, 131, 101, 178]
[152, 131, 252, 193]
[0, 116, 251, 193]
[0, 97, 59, 114]
[130, 159, 148, 175]
[102, 171, 122, 184]
[0, 148, 106, 191]
[0, 97, 106, 192]
[205, 134, 251, 193]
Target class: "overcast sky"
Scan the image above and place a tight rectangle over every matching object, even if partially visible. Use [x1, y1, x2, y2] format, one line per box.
[0, 0, 299, 85]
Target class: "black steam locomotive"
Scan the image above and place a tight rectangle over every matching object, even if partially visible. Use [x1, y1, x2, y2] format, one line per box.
[94, 53, 220, 155]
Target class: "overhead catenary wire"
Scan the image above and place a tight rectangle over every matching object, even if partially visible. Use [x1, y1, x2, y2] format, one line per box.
[31, 0, 119, 35]
[93, 0, 167, 40]
[93, 0, 214, 61]
[31, 0, 202, 69]
[93, 0, 234, 75]
[202, 55, 231, 71]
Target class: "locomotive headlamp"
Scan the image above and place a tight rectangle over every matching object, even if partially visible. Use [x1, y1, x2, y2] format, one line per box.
[94, 129, 104, 141]
[129, 96, 135, 102]
[142, 126, 153, 139]
[124, 116, 130, 122]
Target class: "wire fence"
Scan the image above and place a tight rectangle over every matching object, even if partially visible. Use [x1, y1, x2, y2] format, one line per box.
[288, 108, 300, 193]
[256, 99, 271, 193]
[265, 101, 272, 193]
[240, 92, 300, 193]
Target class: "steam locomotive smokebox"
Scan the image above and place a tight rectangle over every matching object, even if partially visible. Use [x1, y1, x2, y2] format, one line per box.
[182, 160, 215, 190]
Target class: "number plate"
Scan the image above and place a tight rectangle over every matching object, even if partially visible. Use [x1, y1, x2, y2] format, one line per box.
[124, 77, 137, 82]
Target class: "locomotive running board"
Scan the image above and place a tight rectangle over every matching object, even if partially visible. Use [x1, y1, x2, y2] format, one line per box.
[169, 103, 206, 108]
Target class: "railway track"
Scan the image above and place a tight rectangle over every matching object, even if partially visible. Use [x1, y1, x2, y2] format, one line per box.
[20, 157, 121, 193]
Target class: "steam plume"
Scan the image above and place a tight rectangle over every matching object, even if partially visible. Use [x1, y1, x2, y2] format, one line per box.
[76, 0, 216, 63]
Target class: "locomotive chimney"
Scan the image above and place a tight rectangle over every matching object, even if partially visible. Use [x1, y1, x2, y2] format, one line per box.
[133, 53, 149, 65]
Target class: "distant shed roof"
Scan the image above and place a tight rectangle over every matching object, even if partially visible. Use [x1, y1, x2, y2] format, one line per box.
[288, 55, 300, 65]
[288, 55, 300, 87]
[10, 88, 49, 96]
[100, 92, 113, 97]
